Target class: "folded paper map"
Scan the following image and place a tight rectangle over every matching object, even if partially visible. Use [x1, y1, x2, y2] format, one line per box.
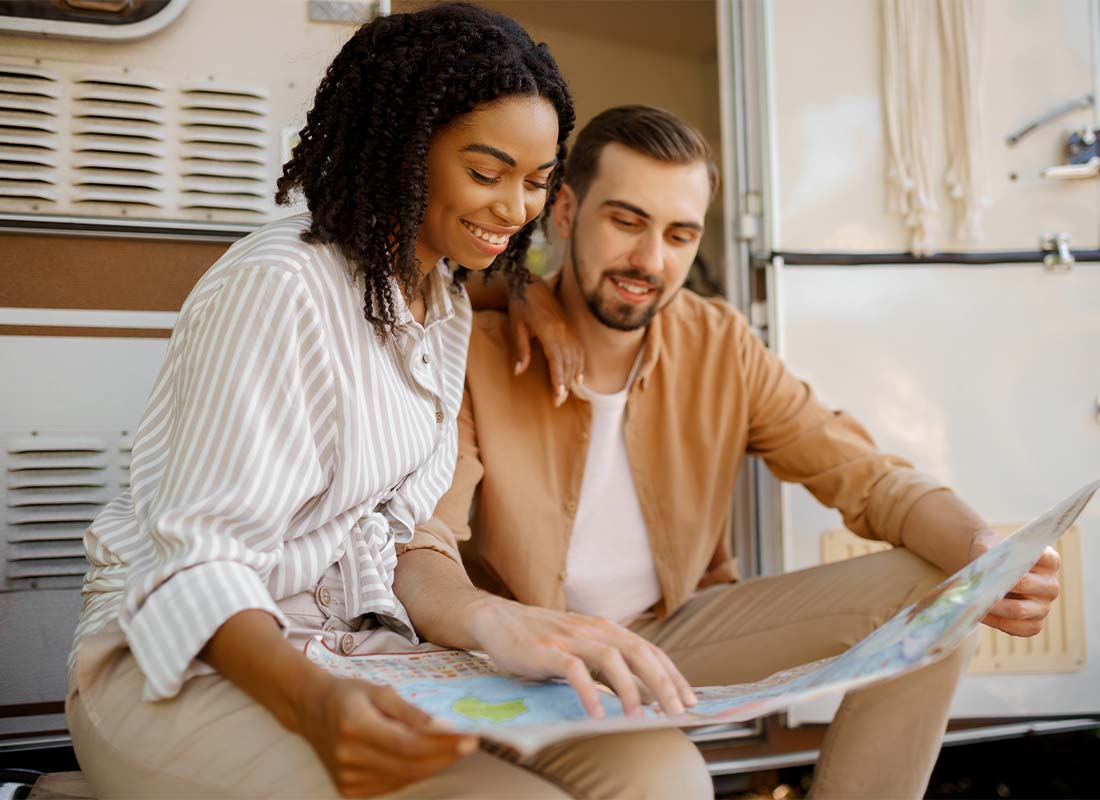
[306, 479, 1099, 758]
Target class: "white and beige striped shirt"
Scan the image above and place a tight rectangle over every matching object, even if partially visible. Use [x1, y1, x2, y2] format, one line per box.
[70, 213, 472, 701]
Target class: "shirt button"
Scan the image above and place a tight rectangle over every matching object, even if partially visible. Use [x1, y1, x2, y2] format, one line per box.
[421, 353, 430, 364]
[436, 411, 444, 423]
[340, 633, 355, 655]
[558, 571, 566, 582]
[317, 586, 331, 607]
[565, 500, 577, 513]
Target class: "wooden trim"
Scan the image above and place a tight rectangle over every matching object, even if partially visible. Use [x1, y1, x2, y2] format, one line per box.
[0, 233, 228, 312]
[0, 325, 172, 338]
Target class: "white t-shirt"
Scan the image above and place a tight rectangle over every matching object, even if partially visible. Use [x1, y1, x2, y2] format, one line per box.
[563, 372, 662, 624]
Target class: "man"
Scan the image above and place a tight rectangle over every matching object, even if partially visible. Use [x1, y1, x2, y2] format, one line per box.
[393, 106, 1062, 798]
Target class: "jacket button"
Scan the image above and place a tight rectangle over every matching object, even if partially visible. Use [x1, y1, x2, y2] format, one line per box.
[317, 587, 331, 607]
[341, 633, 356, 655]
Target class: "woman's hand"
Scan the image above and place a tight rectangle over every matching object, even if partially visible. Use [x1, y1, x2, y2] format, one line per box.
[466, 596, 696, 718]
[968, 528, 1061, 637]
[507, 280, 585, 406]
[201, 610, 476, 798]
[293, 673, 478, 798]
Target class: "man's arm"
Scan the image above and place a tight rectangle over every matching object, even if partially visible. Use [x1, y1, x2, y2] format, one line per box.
[736, 314, 1060, 637]
[898, 491, 1061, 637]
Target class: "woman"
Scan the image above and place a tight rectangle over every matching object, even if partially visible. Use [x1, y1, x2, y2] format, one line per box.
[66, 4, 579, 797]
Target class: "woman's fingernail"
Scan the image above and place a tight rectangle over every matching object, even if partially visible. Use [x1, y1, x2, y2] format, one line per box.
[514, 361, 522, 376]
[555, 385, 567, 406]
[577, 373, 584, 385]
[457, 737, 478, 755]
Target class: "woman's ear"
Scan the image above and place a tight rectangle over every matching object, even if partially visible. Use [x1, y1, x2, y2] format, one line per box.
[550, 184, 577, 240]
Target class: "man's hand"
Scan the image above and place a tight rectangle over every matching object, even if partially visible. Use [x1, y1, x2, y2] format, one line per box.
[968, 528, 1061, 637]
[294, 673, 478, 798]
[467, 596, 697, 718]
[507, 279, 584, 406]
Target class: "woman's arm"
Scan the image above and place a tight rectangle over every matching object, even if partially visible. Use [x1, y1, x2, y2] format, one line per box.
[201, 609, 476, 797]
[467, 272, 584, 405]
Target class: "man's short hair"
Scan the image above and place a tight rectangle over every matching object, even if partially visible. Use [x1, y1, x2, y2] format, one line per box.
[563, 105, 719, 203]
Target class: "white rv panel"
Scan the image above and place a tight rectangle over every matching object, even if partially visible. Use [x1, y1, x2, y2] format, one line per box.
[769, 0, 1100, 253]
[775, 261, 1100, 723]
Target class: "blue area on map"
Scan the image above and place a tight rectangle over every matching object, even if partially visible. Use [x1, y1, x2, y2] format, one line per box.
[397, 676, 639, 729]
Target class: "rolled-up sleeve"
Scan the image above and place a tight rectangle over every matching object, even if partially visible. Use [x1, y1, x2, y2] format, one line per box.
[739, 316, 946, 544]
[119, 266, 333, 701]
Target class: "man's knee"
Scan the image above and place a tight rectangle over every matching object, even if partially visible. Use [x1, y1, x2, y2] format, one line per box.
[531, 728, 713, 799]
[858, 547, 948, 623]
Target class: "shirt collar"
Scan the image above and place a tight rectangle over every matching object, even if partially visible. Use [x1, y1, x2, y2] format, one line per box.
[369, 259, 456, 333]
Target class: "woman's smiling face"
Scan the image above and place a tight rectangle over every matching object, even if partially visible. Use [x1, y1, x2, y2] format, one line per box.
[416, 95, 561, 271]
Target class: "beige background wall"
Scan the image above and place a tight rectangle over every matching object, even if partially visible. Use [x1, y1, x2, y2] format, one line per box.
[1, 0, 725, 287]
[396, 0, 726, 289]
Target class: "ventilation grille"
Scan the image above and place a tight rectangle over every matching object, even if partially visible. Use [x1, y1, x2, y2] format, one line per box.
[821, 525, 1086, 675]
[0, 57, 278, 222]
[73, 71, 167, 210]
[180, 81, 269, 216]
[3, 431, 131, 591]
[0, 64, 61, 207]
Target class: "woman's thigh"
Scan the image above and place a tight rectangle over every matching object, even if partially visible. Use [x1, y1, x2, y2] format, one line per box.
[631, 548, 946, 686]
[69, 622, 570, 799]
[68, 624, 337, 798]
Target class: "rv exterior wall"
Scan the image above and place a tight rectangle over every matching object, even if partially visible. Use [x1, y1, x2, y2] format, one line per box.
[769, 0, 1100, 252]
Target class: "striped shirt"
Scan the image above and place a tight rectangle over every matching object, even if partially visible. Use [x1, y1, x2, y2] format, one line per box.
[70, 213, 472, 701]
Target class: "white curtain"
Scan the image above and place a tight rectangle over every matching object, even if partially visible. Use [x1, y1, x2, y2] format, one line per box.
[883, 0, 987, 254]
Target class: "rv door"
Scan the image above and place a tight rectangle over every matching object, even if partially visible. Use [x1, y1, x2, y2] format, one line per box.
[735, 0, 1100, 726]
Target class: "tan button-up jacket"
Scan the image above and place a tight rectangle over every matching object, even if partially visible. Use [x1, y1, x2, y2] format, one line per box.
[402, 287, 970, 619]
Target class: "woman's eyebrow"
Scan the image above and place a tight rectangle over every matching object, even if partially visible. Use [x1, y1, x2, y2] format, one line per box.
[462, 143, 558, 170]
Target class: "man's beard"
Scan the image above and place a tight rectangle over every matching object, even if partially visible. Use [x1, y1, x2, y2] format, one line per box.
[569, 222, 665, 332]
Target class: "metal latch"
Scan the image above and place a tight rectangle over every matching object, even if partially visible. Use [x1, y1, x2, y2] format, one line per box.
[1040, 232, 1074, 271]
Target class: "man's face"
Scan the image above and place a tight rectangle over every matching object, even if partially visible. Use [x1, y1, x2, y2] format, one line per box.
[553, 142, 711, 331]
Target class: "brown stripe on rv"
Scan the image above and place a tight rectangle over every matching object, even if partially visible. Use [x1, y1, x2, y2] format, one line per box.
[0, 325, 172, 338]
[0, 234, 228, 311]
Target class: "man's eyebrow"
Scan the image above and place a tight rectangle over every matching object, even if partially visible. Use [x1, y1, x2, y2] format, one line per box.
[462, 143, 558, 171]
[603, 199, 704, 231]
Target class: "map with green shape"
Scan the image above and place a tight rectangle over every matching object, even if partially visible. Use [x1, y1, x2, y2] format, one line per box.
[452, 696, 528, 722]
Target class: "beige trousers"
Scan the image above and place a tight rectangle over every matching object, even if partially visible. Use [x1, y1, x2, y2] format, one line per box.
[68, 549, 970, 799]
[67, 564, 709, 799]
[629, 547, 977, 799]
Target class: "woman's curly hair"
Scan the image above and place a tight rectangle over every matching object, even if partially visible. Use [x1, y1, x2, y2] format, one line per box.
[275, 2, 575, 337]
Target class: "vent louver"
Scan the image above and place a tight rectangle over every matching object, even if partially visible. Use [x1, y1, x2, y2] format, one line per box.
[2, 431, 128, 591]
[180, 82, 269, 216]
[0, 57, 280, 222]
[72, 72, 167, 210]
[0, 64, 61, 207]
